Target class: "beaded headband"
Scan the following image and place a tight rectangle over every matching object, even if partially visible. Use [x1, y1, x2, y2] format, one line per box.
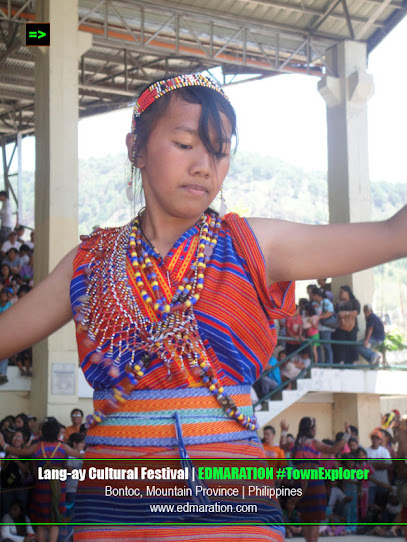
[131, 73, 229, 133]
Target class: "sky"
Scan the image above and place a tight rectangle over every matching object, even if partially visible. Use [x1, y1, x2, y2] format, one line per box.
[15, 15, 407, 184]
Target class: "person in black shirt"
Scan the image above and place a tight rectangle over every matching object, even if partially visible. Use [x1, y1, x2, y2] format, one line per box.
[357, 304, 385, 365]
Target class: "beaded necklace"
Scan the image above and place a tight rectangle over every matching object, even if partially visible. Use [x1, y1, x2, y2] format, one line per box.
[77, 212, 257, 432]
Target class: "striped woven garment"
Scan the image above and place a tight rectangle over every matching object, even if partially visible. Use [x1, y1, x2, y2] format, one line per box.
[70, 213, 295, 539]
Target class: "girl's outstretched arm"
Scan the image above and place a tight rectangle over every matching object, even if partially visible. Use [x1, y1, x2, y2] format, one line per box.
[0, 247, 77, 359]
[248, 205, 407, 283]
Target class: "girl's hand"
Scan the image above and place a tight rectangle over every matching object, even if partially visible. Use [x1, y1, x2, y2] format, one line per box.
[344, 421, 351, 434]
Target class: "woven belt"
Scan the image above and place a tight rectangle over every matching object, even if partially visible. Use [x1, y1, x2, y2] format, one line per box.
[86, 385, 257, 448]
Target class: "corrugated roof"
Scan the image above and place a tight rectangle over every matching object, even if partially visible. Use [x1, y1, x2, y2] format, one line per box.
[0, 0, 406, 141]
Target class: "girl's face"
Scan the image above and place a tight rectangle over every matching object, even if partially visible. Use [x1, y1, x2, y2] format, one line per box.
[128, 95, 232, 222]
[1, 265, 9, 277]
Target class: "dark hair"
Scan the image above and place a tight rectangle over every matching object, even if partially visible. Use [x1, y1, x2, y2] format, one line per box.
[16, 413, 30, 426]
[263, 425, 275, 435]
[14, 426, 31, 445]
[287, 433, 294, 440]
[306, 284, 315, 291]
[305, 302, 316, 316]
[68, 431, 86, 447]
[133, 83, 237, 161]
[41, 418, 61, 442]
[70, 408, 84, 418]
[340, 285, 355, 300]
[348, 436, 358, 445]
[9, 500, 26, 523]
[322, 438, 335, 446]
[298, 297, 308, 307]
[335, 431, 344, 442]
[18, 285, 31, 296]
[0, 190, 9, 198]
[6, 247, 18, 255]
[349, 425, 358, 436]
[19, 244, 30, 252]
[356, 446, 367, 457]
[311, 286, 324, 297]
[292, 417, 316, 458]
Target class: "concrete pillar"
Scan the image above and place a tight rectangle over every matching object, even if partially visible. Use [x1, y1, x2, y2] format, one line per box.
[332, 393, 381, 446]
[318, 41, 375, 334]
[31, 0, 91, 422]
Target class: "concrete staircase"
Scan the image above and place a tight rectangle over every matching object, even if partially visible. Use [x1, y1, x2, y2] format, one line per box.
[254, 366, 407, 427]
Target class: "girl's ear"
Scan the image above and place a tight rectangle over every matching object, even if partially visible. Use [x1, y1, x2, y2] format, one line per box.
[125, 133, 145, 168]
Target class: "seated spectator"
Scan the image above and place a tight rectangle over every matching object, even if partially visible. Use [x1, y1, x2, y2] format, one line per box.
[1, 263, 12, 287]
[1, 230, 21, 258]
[18, 244, 31, 267]
[357, 304, 384, 366]
[280, 349, 309, 389]
[290, 348, 312, 369]
[1, 500, 36, 541]
[2, 248, 22, 277]
[19, 254, 33, 284]
[253, 347, 282, 405]
[1, 427, 33, 515]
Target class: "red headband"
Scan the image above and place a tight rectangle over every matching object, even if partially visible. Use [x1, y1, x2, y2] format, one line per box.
[131, 73, 228, 133]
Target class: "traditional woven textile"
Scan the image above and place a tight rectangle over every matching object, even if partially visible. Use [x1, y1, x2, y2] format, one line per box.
[73, 439, 285, 532]
[74, 525, 286, 541]
[293, 439, 327, 522]
[70, 213, 295, 537]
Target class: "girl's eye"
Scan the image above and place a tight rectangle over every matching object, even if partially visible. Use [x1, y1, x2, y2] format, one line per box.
[177, 143, 191, 149]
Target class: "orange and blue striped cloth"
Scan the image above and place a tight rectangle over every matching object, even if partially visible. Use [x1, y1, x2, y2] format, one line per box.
[70, 213, 294, 539]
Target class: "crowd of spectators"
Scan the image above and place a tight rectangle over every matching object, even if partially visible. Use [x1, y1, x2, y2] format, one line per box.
[262, 414, 407, 539]
[254, 278, 386, 404]
[0, 410, 85, 542]
[0, 225, 34, 384]
[2, 408, 406, 540]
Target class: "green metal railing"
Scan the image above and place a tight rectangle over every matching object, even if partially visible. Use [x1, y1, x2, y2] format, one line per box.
[252, 336, 407, 408]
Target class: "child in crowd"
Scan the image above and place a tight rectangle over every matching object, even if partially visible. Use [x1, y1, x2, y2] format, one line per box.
[301, 303, 319, 362]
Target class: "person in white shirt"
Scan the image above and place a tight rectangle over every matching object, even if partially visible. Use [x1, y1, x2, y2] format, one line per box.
[1, 231, 21, 258]
[0, 191, 14, 245]
[366, 428, 392, 507]
[1, 500, 36, 541]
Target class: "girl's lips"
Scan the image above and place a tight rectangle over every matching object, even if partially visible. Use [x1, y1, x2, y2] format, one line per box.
[182, 184, 208, 195]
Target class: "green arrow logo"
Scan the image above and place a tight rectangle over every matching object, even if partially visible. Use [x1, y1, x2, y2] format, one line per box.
[28, 30, 47, 39]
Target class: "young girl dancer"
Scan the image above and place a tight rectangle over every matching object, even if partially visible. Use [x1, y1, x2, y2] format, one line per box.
[0, 74, 406, 541]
